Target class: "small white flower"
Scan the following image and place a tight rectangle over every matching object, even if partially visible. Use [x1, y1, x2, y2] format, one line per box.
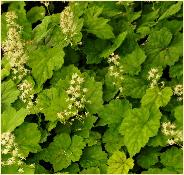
[75, 85, 80, 90]
[1, 139, 6, 145]
[12, 149, 18, 156]
[70, 97, 76, 101]
[77, 77, 84, 84]
[66, 89, 71, 95]
[20, 156, 26, 160]
[7, 157, 15, 165]
[68, 104, 72, 109]
[75, 101, 80, 107]
[109, 66, 114, 70]
[70, 79, 75, 84]
[17, 160, 23, 166]
[30, 164, 35, 168]
[18, 168, 24, 173]
[2, 149, 9, 154]
[119, 87, 123, 92]
[83, 88, 88, 93]
[74, 92, 80, 98]
[174, 85, 183, 96]
[113, 72, 119, 77]
[72, 73, 78, 79]
[167, 139, 175, 145]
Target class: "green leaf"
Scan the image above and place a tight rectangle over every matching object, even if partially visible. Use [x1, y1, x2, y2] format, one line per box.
[46, 25, 67, 47]
[144, 28, 182, 67]
[107, 151, 134, 174]
[120, 47, 146, 75]
[28, 46, 65, 86]
[34, 164, 49, 174]
[103, 74, 119, 102]
[85, 131, 101, 147]
[100, 31, 127, 58]
[80, 167, 100, 174]
[137, 147, 160, 169]
[144, 27, 172, 52]
[14, 123, 41, 157]
[158, 2, 183, 21]
[141, 87, 173, 108]
[129, 10, 142, 23]
[72, 115, 97, 138]
[174, 105, 183, 128]
[60, 163, 80, 174]
[148, 130, 168, 147]
[121, 75, 148, 98]
[1, 13, 8, 42]
[136, 26, 150, 39]
[1, 80, 20, 109]
[103, 125, 124, 153]
[27, 6, 45, 24]
[1, 57, 11, 80]
[157, 20, 183, 35]
[64, 47, 80, 65]
[80, 145, 108, 170]
[37, 88, 68, 121]
[32, 14, 65, 47]
[95, 2, 122, 17]
[39, 133, 85, 171]
[32, 15, 52, 42]
[84, 5, 114, 39]
[169, 61, 183, 80]
[84, 76, 103, 114]
[1, 164, 35, 174]
[2, 107, 28, 132]
[138, 9, 159, 27]
[21, 164, 35, 174]
[51, 64, 80, 86]
[119, 106, 161, 157]
[84, 38, 110, 64]
[142, 167, 178, 174]
[99, 99, 131, 126]
[160, 147, 183, 173]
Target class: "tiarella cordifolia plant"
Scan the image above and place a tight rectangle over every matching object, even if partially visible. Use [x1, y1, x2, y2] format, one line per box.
[57, 73, 90, 123]
[108, 53, 124, 87]
[1, 132, 35, 174]
[147, 68, 161, 88]
[161, 122, 183, 146]
[17, 80, 34, 110]
[1, 1, 183, 174]
[173, 84, 183, 101]
[2, 11, 29, 81]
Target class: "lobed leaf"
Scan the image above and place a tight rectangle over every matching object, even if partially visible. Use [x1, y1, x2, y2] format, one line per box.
[119, 106, 161, 157]
[107, 151, 134, 174]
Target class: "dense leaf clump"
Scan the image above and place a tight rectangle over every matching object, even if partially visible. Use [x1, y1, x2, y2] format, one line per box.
[1, 1, 183, 174]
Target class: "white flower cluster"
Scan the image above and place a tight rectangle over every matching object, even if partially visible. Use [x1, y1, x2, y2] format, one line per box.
[60, 5, 77, 45]
[2, 11, 29, 81]
[173, 85, 183, 101]
[148, 68, 161, 88]
[1, 132, 35, 173]
[108, 53, 124, 86]
[147, 68, 161, 88]
[161, 122, 183, 146]
[57, 73, 90, 123]
[17, 80, 34, 110]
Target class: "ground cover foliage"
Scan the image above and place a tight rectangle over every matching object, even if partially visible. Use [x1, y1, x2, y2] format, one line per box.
[1, 1, 183, 174]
